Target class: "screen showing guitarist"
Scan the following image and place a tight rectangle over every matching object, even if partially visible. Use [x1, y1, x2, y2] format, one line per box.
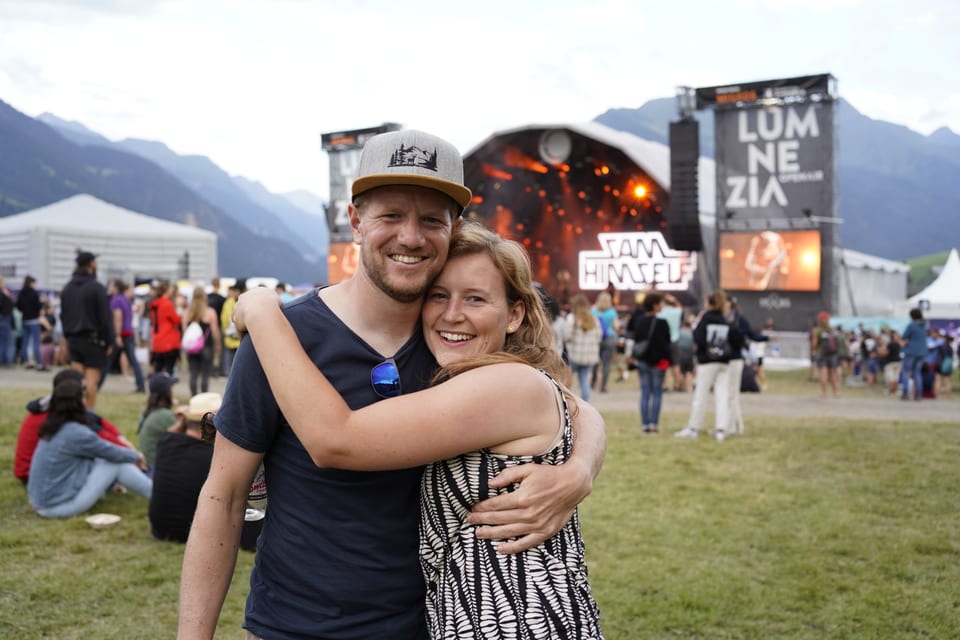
[744, 231, 789, 290]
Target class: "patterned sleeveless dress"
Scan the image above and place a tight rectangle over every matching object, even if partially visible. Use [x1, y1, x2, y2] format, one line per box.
[419, 372, 604, 639]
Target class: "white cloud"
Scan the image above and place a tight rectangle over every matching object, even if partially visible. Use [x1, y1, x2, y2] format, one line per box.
[1, 0, 958, 196]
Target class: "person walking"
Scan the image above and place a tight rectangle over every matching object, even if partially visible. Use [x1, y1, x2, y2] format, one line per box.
[900, 308, 928, 401]
[181, 286, 221, 395]
[675, 291, 743, 442]
[626, 291, 673, 434]
[16, 275, 43, 369]
[563, 293, 603, 402]
[178, 129, 605, 640]
[148, 280, 181, 376]
[60, 253, 114, 409]
[99, 280, 146, 393]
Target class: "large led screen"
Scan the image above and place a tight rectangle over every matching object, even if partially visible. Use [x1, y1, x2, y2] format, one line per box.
[719, 229, 821, 291]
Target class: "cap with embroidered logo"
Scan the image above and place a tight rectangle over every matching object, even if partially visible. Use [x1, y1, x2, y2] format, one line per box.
[351, 129, 472, 209]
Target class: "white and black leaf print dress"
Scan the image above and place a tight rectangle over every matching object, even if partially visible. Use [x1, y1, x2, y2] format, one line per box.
[419, 372, 604, 639]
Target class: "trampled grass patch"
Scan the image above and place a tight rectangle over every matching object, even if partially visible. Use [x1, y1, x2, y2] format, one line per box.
[1, 376, 958, 638]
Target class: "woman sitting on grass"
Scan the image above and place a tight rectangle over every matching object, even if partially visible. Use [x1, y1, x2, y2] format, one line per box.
[234, 222, 604, 640]
[28, 379, 151, 519]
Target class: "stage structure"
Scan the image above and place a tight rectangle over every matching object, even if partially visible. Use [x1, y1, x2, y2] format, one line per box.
[320, 123, 401, 283]
[676, 74, 839, 329]
[462, 123, 703, 308]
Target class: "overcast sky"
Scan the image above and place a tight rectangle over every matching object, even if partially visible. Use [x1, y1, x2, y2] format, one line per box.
[1, 0, 957, 200]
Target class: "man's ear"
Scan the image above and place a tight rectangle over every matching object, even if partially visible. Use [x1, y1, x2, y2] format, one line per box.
[349, 202, 363, 244]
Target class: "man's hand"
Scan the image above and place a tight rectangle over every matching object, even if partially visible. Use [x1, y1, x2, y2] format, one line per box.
[467, 461, 592, 554]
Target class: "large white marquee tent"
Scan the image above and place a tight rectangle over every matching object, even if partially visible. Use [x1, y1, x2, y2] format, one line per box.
[0, 194, 217, 291]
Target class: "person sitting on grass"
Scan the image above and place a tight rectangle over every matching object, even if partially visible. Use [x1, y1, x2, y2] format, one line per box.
[14, 368, 138, 485]
[137, 372, 179, 468]
[28, 379, 151, 519]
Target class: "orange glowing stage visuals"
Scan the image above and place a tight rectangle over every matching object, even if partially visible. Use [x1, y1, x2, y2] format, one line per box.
[462, 129, 695, 297]
[719, 229, 821, 291]
[326, 241, 361, 285]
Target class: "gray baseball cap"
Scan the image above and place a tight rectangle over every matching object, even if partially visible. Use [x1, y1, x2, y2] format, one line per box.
[351, 129, 472, 209]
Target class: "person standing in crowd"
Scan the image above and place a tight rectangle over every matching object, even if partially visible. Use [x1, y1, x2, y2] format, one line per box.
[657, 292, 684, 392]
[877, 329, 902, 396]
[16, 274, 43, 369]
[100, 280, 146, 393]
[182, 286, 221, 395]
[137, 372, 179, 469]
[727, 298, 770, 434]
[813, 311, 841, 398]
[60, 253, 113, 409]
[676, 290, 743, 442]
[218, 279, 244, 376]
[900, 308, 928, 401]
[591, 291, 619, 393]
[149, 280, 181, 376]
[233, 221, 604, 639]
[676, 314, 696, 392]
[563, 293, 603, 401]
[626, 291, 673, 434]
[179, 129, 604, 640]
[936, 334, 954, 397]
[205, 278, 226, 377]
[15, 368, 139, 485]
[27, 379, 151, 518]
[37, 297, 57, 371]
[275, 281, 294, 303]
[0, 276, 15, 366]
[753, 317, 777, 390]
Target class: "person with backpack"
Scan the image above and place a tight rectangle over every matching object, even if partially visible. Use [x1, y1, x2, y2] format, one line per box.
[814, 311, 841, 398]
[181, 286, 221, 395]
[675, 290, 744, 442]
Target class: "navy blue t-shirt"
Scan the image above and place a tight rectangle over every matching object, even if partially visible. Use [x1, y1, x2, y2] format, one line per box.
[215, 291, 436, 640]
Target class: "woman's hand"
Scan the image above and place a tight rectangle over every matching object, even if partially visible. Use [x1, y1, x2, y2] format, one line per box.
[233, 287, 282, 334]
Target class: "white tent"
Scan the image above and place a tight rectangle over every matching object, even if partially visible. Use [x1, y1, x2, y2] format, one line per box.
[906, 248, 960, 318]
[0, 194, 217, 291]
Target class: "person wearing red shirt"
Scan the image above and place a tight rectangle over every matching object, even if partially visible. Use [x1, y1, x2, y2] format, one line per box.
[149, 280, 181, 375]
[14, 369, 138, 485]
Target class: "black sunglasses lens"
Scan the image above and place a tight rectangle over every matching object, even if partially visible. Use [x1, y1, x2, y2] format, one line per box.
[371, 361, 401, 398]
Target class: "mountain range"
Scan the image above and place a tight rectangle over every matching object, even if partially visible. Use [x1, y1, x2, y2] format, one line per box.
[1, 94, 957, 285]
[595, 98, 960, 260]
[0, 99, 328, 284]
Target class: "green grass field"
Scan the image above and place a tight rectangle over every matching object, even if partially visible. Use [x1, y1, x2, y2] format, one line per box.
[1, 374, 958, 639]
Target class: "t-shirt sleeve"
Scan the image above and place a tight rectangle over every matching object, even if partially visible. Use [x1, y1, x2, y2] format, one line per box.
[214, 336, 281, 453]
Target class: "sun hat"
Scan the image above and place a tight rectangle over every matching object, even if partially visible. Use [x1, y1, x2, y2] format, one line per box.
[351, 129, 472, 209]
[186, 392, 222, 421]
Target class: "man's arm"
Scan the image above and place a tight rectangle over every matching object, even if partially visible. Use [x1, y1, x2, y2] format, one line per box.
[178, 435, 261, 640]
[467, 396, 605, 554]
